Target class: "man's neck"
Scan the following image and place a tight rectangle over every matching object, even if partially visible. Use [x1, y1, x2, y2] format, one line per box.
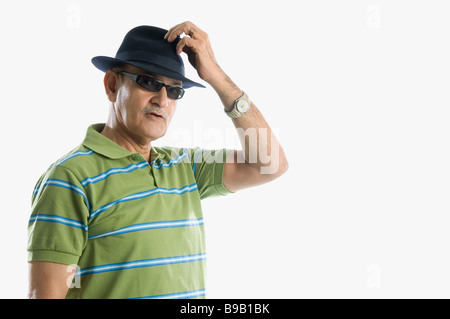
[101, 122, 152, 163]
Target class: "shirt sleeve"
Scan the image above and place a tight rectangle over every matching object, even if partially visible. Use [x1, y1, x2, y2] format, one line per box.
[188, 148, 234, 200]
[27, 165, 90, 265]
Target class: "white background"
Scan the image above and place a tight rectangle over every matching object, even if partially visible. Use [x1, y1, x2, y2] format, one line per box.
[1, 0, 449, 298]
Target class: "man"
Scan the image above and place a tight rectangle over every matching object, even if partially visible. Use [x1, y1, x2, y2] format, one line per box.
[28, 21, 288, 299]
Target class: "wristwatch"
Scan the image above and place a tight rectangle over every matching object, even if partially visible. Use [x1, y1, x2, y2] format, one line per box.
[225, 91, 251, 119]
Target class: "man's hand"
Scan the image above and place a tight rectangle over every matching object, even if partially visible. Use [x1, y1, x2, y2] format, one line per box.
[165, 21, 242, 109]
[164, 21, 224, 85]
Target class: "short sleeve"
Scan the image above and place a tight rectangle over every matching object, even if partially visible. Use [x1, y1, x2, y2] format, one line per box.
[27, 165, 90, 265]
[188, 148, 234, 200]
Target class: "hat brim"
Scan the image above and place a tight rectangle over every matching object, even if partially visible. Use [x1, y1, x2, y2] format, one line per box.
[91, 56, 206, 89]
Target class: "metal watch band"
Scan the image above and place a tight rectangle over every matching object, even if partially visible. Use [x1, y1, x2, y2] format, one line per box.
[224, 92, 250, 119]
[226, 108, 243, 119]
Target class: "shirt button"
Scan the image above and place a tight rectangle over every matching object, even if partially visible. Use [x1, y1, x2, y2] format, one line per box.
[131, 154, 141, 161]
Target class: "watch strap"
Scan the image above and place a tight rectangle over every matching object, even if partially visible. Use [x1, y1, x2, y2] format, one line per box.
[225, 91, 250, 119]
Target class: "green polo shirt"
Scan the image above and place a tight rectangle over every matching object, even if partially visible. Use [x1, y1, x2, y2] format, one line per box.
[28, 123, 232, 299]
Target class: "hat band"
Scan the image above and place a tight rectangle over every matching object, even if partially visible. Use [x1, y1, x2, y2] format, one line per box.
[115, 50, 185, 75]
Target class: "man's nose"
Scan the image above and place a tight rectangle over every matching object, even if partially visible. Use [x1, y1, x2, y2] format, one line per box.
[151, 87, 169, 108]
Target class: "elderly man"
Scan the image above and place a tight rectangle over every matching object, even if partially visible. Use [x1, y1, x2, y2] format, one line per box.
[28, 22, 288, 299]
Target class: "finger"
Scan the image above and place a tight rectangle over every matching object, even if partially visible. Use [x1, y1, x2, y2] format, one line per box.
[165, 21, 203, 42]
[166, 22, 193, 42]
[175, 36, 197, 55]
[164, 22, 184, 40]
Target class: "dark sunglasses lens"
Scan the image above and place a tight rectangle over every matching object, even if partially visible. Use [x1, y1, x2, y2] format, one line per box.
[137, 76, 163, 92]
[167, 86, 185, 100]
[136, 75, 184, 99]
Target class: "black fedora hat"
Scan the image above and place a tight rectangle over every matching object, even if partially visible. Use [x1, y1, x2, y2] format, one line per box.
[92, 25, 205, 89]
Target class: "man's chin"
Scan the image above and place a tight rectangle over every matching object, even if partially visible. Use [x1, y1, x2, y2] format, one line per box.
[144, 131, 166, 142]
[139, 124, 167, 142]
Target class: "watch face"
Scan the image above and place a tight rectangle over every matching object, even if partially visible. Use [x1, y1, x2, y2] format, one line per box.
[237, 99, 250, 113]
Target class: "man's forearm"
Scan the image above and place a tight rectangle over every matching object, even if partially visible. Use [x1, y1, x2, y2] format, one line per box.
[210, 71, 288, 176]
[208, 68, 242, 110]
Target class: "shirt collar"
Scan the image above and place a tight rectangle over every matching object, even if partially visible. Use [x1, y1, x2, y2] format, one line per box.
[82, 123, 164, 161]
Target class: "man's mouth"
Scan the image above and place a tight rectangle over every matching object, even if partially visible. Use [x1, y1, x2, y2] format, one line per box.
[146, 111, 165, 120]
[143, 106, 168, 120]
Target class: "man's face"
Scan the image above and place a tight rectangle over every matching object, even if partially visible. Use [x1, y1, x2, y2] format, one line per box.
[112, 65, 181, 143]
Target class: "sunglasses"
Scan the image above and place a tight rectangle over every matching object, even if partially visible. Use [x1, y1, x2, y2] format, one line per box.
[118, 71, 185, 100]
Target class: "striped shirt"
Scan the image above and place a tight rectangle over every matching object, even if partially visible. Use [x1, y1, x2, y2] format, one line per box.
[28, 123, 231, 299]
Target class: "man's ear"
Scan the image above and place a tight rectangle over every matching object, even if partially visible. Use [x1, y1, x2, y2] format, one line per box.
[104, 70, 120, 102]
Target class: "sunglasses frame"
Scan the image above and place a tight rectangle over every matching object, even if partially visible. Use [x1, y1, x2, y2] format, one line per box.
[117, 71, 185, 100]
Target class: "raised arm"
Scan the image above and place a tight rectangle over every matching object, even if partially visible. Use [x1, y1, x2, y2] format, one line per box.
[165, 21, 288, 192]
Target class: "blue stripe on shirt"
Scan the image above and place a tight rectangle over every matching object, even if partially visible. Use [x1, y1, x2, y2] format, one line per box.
[152, 148, 188, 169]
[192, 149, 205, 177]
[29, 214, 88, 232]
[33, 179, 91, 211]
[77, 253, 207, 277]
[88, 218, 204, 239]
[80, 161, 149, 187]
[89, 183, 198, 220]
[130, 289, 206, 299]
[55, 150, 94, 166]
[81, 149, 187, 187]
